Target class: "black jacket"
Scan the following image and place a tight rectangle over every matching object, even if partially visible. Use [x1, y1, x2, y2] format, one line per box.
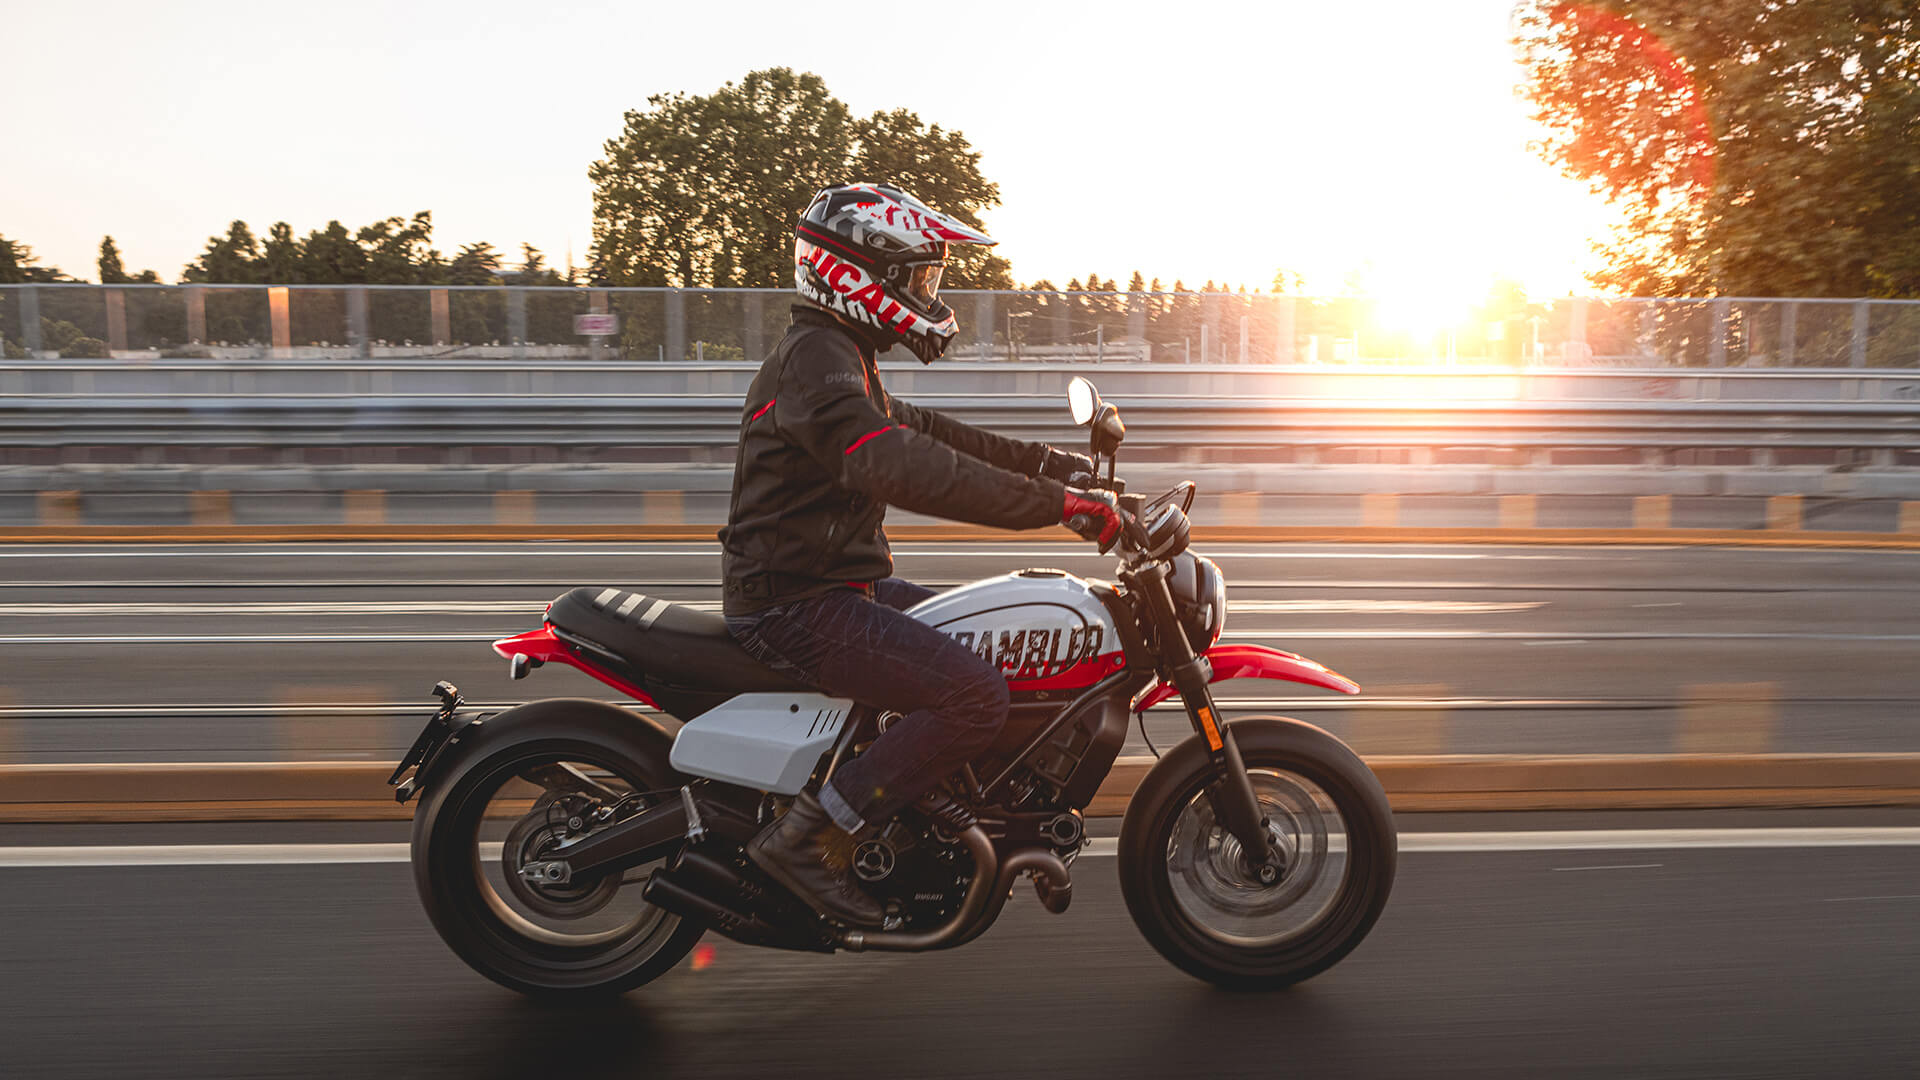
[720, 306, 1065, 614]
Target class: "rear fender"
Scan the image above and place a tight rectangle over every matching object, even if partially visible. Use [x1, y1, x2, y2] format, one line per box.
[1133, 643, 1359, 712]
[494, 625, 660, 709]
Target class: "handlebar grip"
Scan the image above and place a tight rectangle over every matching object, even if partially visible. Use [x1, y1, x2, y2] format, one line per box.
[1066, 513, 1094, 538]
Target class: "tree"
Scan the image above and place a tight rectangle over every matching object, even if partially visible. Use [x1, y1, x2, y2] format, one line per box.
[259, 222, 304, 284]
[98, 236, 129, 284]
[300, 221, 367, 284]
[0, 235, 73, 283]
[183, 220, 263, 283]
[590, 68, 1010, 290]
[1518, 1, 1920, 297]
[448, 242, 503, 285]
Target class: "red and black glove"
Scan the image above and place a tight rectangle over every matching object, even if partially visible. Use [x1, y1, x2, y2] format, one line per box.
[1062, 487, 1125, 552]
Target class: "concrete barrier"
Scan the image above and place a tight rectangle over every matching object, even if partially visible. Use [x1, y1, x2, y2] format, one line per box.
[7, 754, 1919, 822]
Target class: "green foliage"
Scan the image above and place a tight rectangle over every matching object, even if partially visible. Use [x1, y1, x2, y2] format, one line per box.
[97, 236, 129, 284]
[0, 234, 73, 282]
[590, 68, 1011, 291]
[1518, 1, 1920, 297]
[60, 335, 110, 358]
[39, 318, 85, 352]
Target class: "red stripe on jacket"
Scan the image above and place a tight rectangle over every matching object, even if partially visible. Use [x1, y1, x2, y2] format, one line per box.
[845, 425, 903, 455]
[749, 399, 775, 422]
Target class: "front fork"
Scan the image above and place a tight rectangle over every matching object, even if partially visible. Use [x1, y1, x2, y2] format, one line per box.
[1131, 563, 1276, 868]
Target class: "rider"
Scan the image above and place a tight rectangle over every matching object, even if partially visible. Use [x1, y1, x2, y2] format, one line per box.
[721, 183, 1125, 927]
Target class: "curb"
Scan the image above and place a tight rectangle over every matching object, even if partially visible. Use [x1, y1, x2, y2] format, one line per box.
[1, 523, 1919, 549]
[6, 754, 1919, 822]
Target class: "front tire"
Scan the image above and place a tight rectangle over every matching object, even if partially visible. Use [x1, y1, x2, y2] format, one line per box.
[1118, 717, 1396, 990]
[411, 699, 706, 998]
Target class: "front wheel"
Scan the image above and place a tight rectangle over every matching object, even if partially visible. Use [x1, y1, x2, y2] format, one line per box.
[1118, 717, 1396, 990]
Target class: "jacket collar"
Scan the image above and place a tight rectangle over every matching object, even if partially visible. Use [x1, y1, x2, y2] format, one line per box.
[791, 303, 887, 358]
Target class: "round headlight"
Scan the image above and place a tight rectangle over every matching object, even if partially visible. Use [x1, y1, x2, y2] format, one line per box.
[1169, 552, 1225, 652]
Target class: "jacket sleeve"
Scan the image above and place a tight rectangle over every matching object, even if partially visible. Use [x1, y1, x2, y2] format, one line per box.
[887, 395, 1050, 476]
[778, 330, 1064, 530]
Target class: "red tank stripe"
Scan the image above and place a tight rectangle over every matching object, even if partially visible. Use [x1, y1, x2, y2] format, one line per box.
[750, 399, 775, 422]
[845, 424, 901, 455]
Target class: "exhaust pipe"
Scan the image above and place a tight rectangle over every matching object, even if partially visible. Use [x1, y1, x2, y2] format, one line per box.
[839, 827, 1073, 952]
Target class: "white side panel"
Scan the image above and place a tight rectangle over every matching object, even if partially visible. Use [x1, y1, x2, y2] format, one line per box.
[669, 692, 853, 795]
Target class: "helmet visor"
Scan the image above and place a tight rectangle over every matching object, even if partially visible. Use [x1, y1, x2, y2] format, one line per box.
[908, 263, 944, 306]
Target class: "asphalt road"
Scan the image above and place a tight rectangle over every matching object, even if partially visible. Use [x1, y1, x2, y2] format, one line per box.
[2, 540, 1918, 761]
[4, 811, 1918, 1079]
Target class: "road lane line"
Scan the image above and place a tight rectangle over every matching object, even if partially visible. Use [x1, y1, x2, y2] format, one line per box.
[1551, 863, 1665, 872]
[8, 828, 1920, 868]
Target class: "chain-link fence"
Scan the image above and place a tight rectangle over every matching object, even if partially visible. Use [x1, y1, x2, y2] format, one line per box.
[4, 284, 1918, 368]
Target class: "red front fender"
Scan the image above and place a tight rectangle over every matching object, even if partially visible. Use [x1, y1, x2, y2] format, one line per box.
[1133, 643, 1359, 712]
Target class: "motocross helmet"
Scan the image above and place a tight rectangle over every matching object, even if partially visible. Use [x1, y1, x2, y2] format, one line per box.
[794, 182, 996, 363]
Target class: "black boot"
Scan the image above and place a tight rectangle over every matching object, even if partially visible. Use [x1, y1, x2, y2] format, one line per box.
[747, 792, 885, 928]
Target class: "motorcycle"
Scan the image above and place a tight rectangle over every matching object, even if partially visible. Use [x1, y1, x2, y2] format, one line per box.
[391, 376, 1396, 995]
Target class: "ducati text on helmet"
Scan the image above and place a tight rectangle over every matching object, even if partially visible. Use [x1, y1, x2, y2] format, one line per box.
[793, 183, 995, 364]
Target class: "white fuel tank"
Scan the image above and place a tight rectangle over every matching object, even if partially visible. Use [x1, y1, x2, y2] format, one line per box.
[906, 569, 1126, 691]
[669, 692, 854, 794]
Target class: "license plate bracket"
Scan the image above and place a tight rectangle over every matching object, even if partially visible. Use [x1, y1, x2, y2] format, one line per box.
[388, 681, 482, 804]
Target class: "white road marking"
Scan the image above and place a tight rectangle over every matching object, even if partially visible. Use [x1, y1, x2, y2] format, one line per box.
[1820, 894, 1920, 903]
[1552, 863, 1664, 872]
[6, 828, 1918, 868]
[1229, 600, 1547, 615]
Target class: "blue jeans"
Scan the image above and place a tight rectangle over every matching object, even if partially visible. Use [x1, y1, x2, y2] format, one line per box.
[725, 579, 1009, 834]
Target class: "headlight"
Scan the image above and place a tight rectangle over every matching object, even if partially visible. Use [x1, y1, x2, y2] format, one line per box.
[1171, 553, 1225, 652]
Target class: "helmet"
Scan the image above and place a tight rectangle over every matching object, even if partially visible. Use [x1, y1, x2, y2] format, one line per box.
[794, 183, 995, 363]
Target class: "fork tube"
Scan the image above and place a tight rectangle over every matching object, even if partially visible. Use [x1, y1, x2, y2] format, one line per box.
[1130, 561, 1273, 863]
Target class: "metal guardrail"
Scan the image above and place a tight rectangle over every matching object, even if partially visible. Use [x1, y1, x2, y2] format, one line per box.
[4, 394, 1917, 459]
[7, 284, 1920, 368]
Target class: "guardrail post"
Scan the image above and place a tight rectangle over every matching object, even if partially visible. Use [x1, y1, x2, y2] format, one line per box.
[590, 289, 609, 362]
[744, 289, 765, 362]
[1851, 301, 1869, 368]
[185, 286, 206, 344]
[1238, 315, 1250, 364]
[269, 286, 292, 357]
[1779, 301, 1797, 367]
[1274, 296, 1295, 363]
[665, 288, 686, 364]
[1126, 292, 1146, 355]
[346, 287, 369, 356]
[430, 288, 450, 345]
[18, 287, 41, 352]
[973, 292, 994, 357]
[1199, 322, 1209, 365]
[105, 289, 128, 353]
[507, 288, 527, 357]
[1708, 299, 1729, 367]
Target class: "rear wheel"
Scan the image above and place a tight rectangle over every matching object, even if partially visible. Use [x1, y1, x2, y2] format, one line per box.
[1118, 717, 1396, 990]
[411, 701, 705, 998]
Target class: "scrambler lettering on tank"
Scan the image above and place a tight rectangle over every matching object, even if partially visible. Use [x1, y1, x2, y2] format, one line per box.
[942, 625, 1105, 682]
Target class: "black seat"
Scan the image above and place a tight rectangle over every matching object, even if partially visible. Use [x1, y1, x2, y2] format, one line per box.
[545, 588, 813, 717]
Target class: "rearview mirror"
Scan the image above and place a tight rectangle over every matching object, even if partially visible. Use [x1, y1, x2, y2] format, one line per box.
[1068, 376, 1099, 425]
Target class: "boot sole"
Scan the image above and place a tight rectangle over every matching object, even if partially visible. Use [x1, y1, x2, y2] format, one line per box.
[747, 838, 886, 929]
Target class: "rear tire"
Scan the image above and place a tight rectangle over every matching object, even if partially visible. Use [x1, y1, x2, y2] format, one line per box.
[1118, 717, 1396, 990]
[410, 699, 706, 998]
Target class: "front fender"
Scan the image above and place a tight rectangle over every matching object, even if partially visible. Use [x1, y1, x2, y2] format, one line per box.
[1133, 643, 1359, 712]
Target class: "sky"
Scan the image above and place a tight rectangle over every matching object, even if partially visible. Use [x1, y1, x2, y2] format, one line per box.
[1, 0, 1617, 305]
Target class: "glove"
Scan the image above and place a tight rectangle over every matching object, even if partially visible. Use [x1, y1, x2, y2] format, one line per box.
[1062, 487, 1125, 552]
[1039, 446, 1096, 483]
